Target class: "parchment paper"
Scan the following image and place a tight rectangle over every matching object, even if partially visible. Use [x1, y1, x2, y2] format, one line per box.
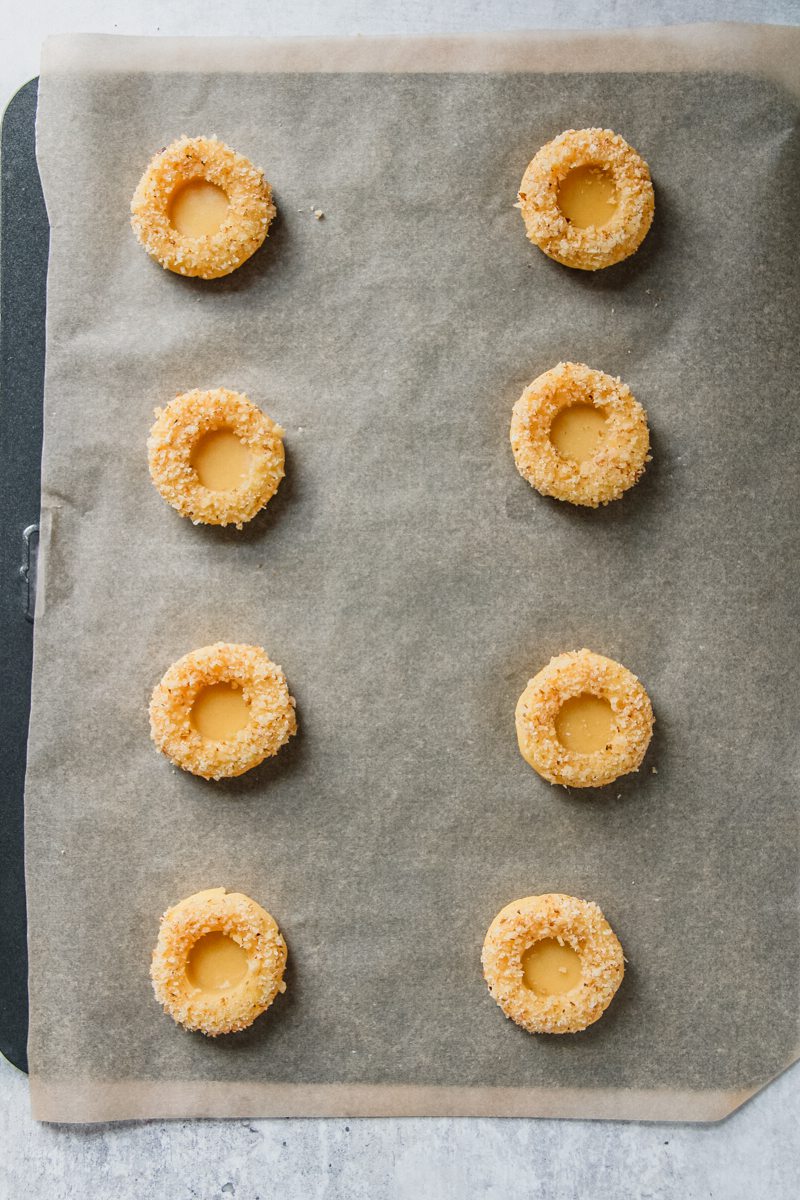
[27, 26, 800, 1122]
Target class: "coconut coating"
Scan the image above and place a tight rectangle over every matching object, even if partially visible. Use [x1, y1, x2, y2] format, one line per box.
[482, 893, 624, 1034]
[515, 649, 653, 788]
[148, 388, 285, 528]
[131, 136, 275, 278]
[510, 361, 650, 508]
[149, 642, 297, 780]
[518, 128, 654, 271]
[151, 888, 287, 1036]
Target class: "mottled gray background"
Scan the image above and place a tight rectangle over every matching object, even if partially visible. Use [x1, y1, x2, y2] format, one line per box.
[3, 2, 799, 1197]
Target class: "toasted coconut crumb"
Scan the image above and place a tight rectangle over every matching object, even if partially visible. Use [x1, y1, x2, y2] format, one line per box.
[510, 361, 650, 508]
[151, 887, 287, 1036]
[518, 128, 654, 271]
[148, 388, 285, 528]
[149, 642, 297, 780]
[482, 893, 624, 1034]
[131, 136, 275, 279]
[515, 649, 654, 788]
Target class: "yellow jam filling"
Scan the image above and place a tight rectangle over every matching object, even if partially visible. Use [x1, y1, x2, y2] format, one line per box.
[557, 165, 618, 230]
[549, 403, 608, 464]
[522, 939, 583, 996]
[190, 429, 253, 491]
[168, 180, 230, 238]
[190, 683, 250, 741]
[186, 931, 248, 992]
[555, 694, 615, 753]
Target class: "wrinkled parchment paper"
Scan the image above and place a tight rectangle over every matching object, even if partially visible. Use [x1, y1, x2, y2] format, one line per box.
[27, 26, 800, 1122]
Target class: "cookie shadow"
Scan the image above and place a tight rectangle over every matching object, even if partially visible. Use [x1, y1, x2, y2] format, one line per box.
[535, 178, 670, 294]
[200, 950, 300, 1059]
[566, 955, 637, 1045]
[558, 713, 664, 811]
[493, 954, 637, 1059]
[181, 697, 308, 802]
[160, 198, 291, 297]
[505, 423, 666, 531]
[180, 441, 298, 548]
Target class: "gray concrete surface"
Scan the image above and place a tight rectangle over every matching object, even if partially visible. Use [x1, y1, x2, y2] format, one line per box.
[1, 1053, 798, 1198]
[2, 2, 797, 1197]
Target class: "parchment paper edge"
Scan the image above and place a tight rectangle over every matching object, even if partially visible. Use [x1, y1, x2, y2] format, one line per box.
[40, 23, 800, 96]
[31, 1076, 783, 1125]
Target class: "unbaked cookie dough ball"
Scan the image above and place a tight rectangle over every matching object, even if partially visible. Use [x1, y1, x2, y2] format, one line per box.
[482, 893, 624, 1034]
[518, 128, 654, 270]
[151, 887, 287, 1036]
[131, 136, 275, 278]
[515, 648, 653, 788]
[148, 388, 285, 529]
[149, 642, 297, 780]
[510, 361, 650, 508]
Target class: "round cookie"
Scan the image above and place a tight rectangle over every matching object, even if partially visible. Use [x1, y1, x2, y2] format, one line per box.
[510, 361, 650, 508]
[149, 642, 297, 780]
[151, 887, 287, 1036]
[148, 388, 285, 528]
[515, 648, 653, 788]
[131, 136, 275, 279]
[518, 128, 654, 271]
[482, 893, 624, 1034]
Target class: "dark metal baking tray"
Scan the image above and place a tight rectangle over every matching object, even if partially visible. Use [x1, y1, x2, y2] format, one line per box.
[0, 77, 48, 1074]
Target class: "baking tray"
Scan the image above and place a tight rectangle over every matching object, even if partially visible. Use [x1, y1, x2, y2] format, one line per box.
[14, 29, 800, 1120]
[0, 78, 47, 1074]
